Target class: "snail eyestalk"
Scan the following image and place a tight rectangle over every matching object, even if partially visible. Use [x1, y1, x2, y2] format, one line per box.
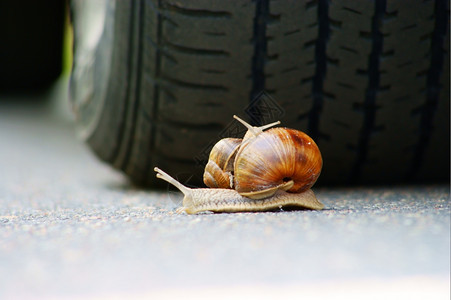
[233, 115, 280, 137]
[259, 120, 281, 131]
[154, 167, 191, 197]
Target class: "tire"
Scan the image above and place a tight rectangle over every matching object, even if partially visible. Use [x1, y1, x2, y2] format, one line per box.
[70, 0, 450, 187]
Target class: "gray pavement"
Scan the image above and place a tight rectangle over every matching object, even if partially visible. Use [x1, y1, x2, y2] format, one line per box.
[0, 78, 450, 299]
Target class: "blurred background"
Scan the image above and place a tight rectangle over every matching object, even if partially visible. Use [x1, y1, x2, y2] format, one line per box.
[0, 0, 70, 91]
[0, 0, 73, 119]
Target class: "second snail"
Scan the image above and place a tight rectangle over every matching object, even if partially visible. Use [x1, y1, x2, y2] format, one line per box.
[155, 115, 324, 214]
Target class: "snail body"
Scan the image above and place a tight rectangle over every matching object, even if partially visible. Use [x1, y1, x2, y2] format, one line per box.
[155, 167, 324, 214]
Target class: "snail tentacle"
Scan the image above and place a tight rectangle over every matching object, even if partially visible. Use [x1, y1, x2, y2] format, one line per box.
[233, 115, 280, 140]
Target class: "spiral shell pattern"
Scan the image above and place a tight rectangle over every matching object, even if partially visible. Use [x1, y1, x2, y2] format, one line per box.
[203, 138, 242, 188]
[234, 128, 322, 197]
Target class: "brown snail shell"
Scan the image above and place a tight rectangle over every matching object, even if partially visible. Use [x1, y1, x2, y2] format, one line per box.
[203, 138, 242, 188]
[233, 127, 322, 199]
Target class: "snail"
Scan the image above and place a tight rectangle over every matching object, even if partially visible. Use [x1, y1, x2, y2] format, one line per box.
[154, 115, 324, 214]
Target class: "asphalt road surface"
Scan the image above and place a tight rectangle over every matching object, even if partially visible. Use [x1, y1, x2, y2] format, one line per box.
[0, 79, 449, 299]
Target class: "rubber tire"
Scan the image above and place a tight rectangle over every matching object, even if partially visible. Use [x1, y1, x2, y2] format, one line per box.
[70, 0, 449, 187]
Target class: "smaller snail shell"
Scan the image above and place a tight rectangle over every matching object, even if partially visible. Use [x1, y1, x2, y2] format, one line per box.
[234, 127, 322, 199]
[203, 138, 242, 189]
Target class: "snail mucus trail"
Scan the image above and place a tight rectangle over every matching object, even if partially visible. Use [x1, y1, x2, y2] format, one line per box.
[155, 115, 324, 214]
